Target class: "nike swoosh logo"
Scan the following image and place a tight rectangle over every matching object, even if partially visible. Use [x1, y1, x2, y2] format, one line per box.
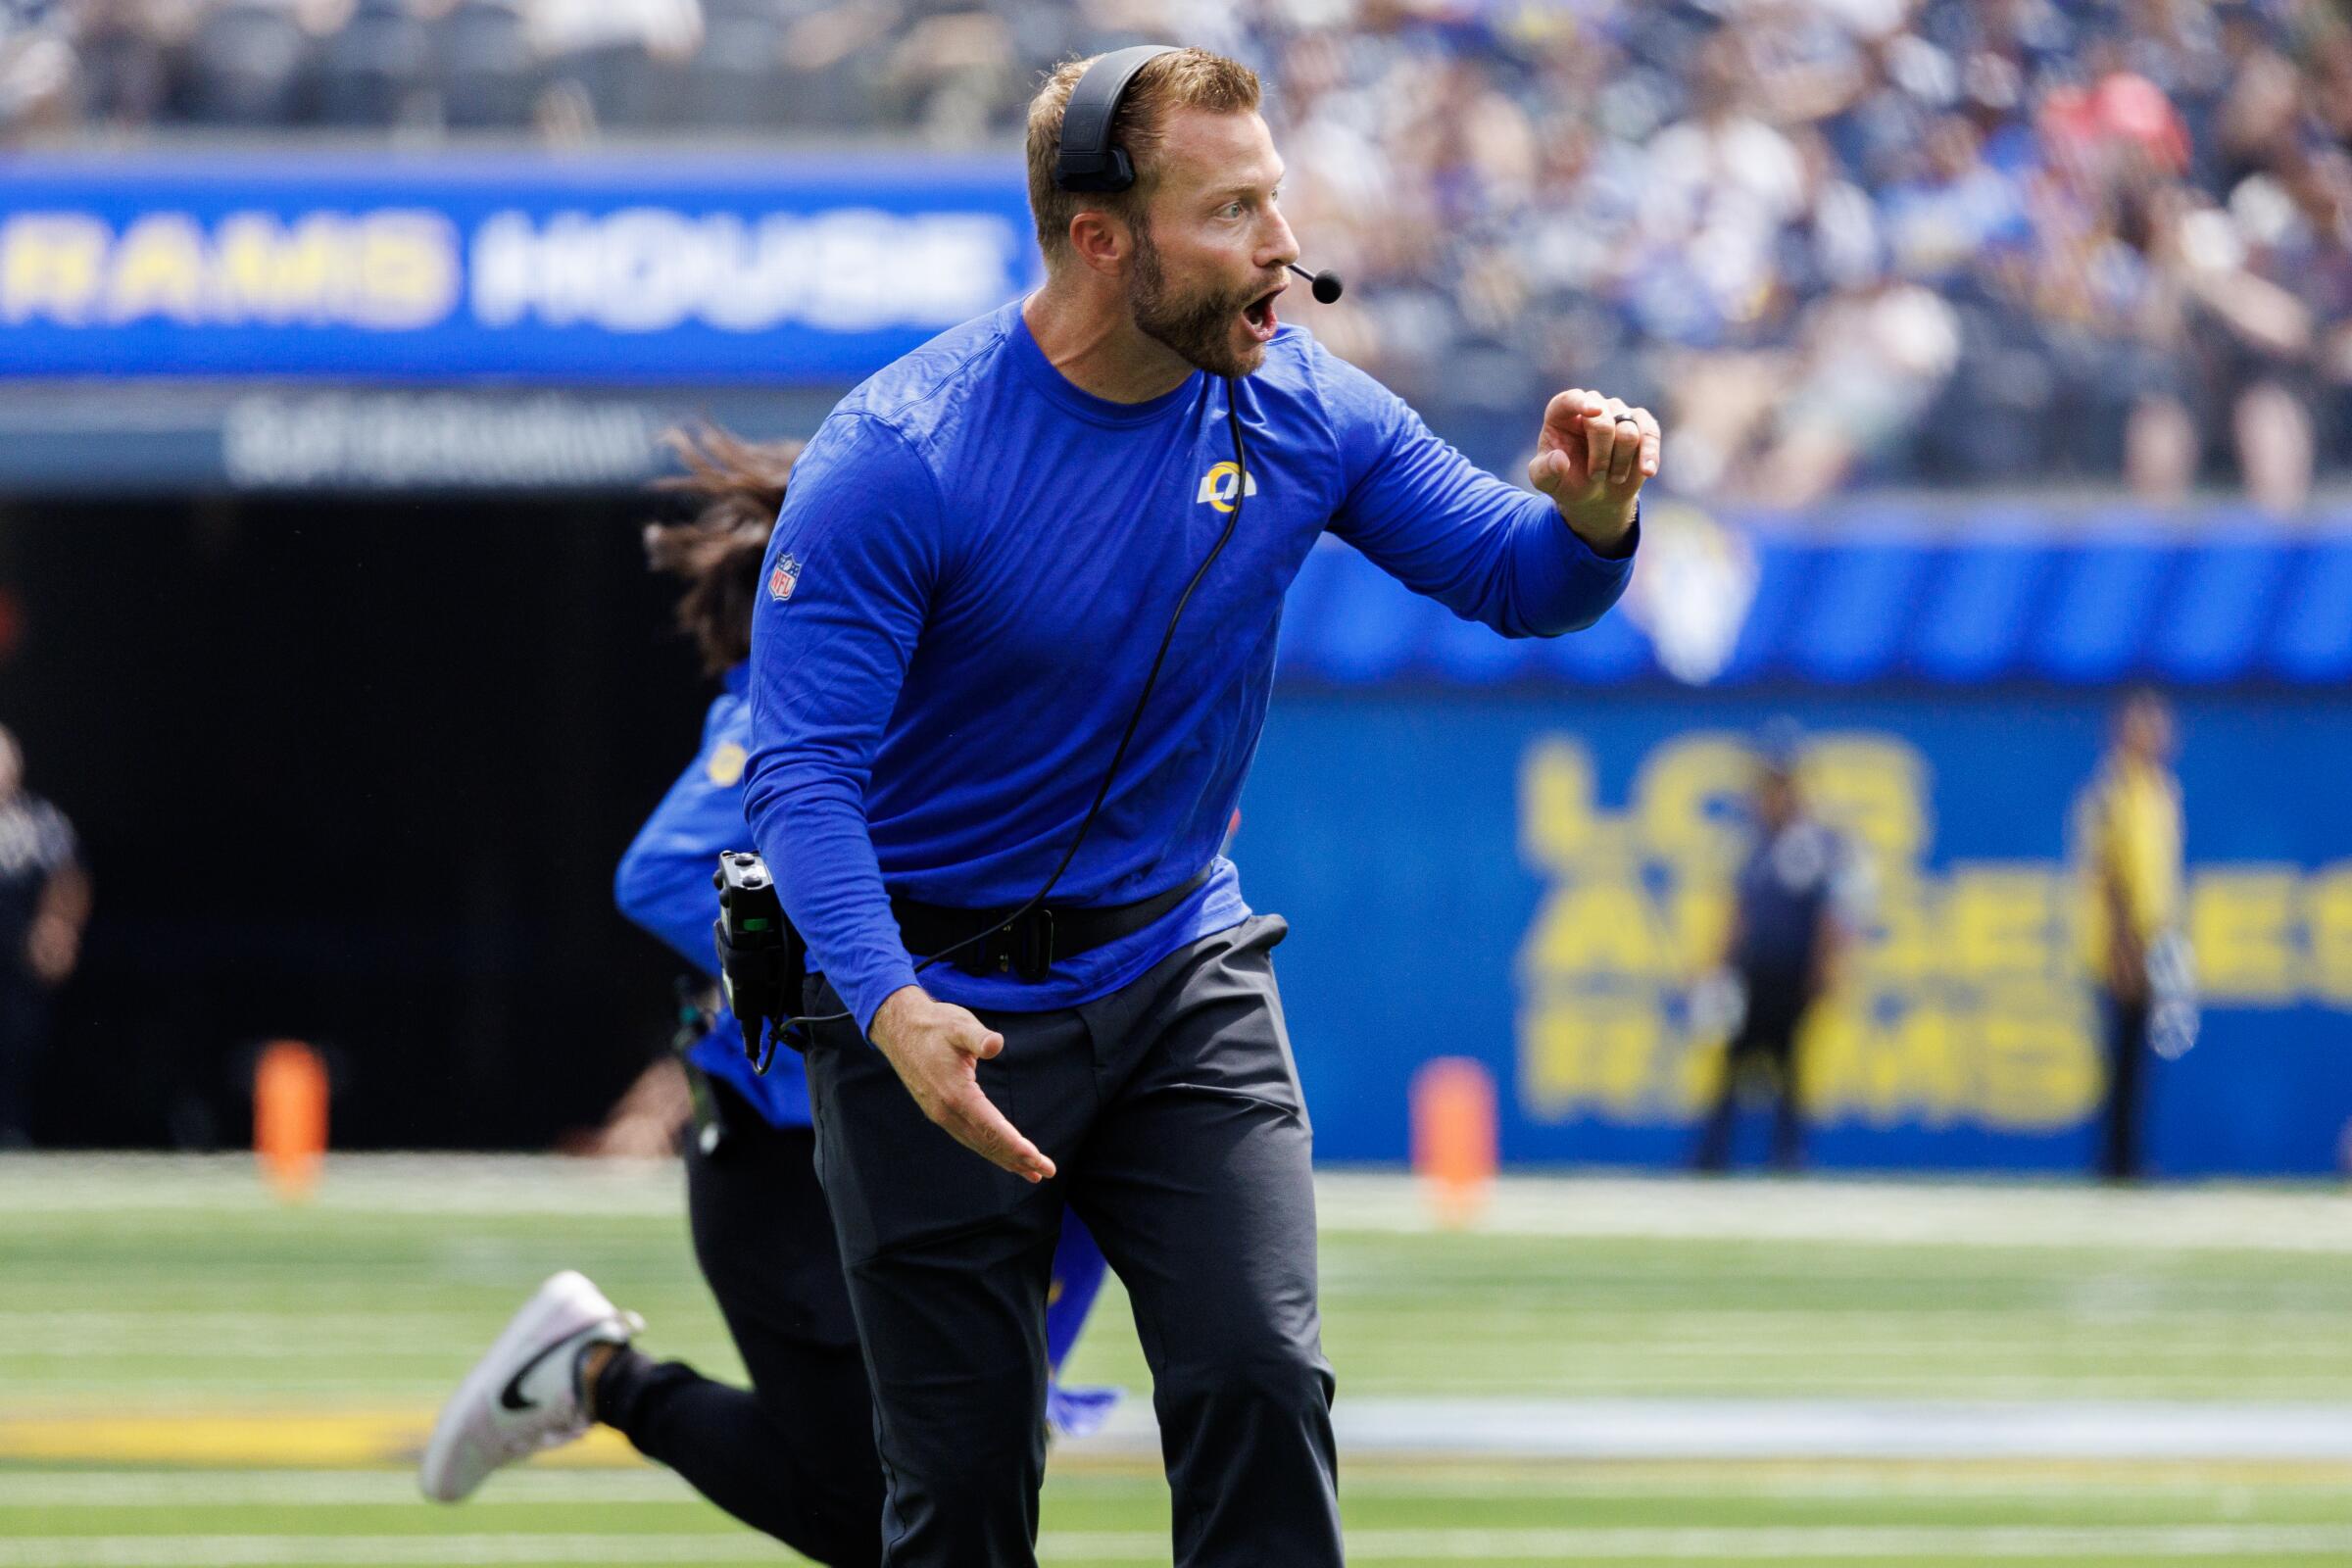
[497, 1334, 577, 1412]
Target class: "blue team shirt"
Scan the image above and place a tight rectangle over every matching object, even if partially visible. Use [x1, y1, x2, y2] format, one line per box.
[747, 298, 1636, 1034]
[614, 665, 811, 1128]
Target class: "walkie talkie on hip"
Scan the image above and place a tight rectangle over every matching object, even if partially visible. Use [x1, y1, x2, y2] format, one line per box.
[712, 851, 807, 1075]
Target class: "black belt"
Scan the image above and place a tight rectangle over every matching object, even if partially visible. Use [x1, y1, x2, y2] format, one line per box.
[891, 868, 1211, 983]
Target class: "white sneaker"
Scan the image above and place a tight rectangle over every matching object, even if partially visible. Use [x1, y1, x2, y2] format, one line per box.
[418, 1270, 643, 1502]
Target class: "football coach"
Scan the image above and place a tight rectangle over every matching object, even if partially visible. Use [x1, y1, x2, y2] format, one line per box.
[742, 44, 1657, 1567]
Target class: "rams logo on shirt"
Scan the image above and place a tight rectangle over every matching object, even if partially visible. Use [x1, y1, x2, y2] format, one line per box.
[1195, 461, 1259, 514]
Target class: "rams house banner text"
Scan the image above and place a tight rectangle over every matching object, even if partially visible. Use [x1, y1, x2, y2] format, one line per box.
[0, 153, 1042, 380]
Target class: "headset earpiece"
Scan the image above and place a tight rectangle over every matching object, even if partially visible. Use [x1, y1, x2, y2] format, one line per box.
[1054, 45, 1180, 194]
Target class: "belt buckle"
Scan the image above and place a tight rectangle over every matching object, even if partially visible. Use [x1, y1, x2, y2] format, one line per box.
[1009, 908, 1055, 984]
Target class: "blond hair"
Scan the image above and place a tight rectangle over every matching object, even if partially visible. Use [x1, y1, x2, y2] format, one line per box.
[1025, 47, 1262, 267]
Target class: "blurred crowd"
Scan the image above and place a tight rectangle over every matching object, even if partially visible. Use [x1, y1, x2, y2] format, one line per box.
[6, 0, 2351, 507]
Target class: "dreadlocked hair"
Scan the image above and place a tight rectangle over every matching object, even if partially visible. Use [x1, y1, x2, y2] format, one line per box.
[643, 424, 804, 674]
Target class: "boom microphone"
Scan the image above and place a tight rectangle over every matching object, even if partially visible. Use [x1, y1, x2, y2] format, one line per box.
[1287, 263, 1345, 304]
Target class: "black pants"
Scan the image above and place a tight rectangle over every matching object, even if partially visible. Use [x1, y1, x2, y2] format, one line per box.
[594, 1083, 885, 1567]
[1694, 978, 1808, 1173]
[2098, 989, 2151, 1182]
[806, 915, 1342, 1568]
[0, 976, 50, 1146]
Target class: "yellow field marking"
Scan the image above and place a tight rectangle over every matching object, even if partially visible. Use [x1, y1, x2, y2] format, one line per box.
[0, 1413, 641, 1469]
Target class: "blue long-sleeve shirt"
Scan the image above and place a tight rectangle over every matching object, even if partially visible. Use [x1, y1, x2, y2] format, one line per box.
[747, 299, 1635, 1034]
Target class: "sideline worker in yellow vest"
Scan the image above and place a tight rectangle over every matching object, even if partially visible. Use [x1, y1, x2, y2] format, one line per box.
[2075, 690, 2184, 1183]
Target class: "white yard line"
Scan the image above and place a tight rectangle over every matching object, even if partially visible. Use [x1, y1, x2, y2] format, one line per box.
[0, 1471, 699, 1508]
[5, 1527, 2352, 1566]
[1074, 1524, 2352, 1559]
[0, 1155, 692, 1219]
[1314, 1174, 2352, 1254]
[4, 1156, 2350, 1254]
[0, 1539, 776, 1566]
[1056, 1397, 2352, 1461]
[3, 1465, 2348, 1511]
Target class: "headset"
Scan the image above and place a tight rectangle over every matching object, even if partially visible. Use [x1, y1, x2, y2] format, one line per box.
[729, 45, 1342, 1068]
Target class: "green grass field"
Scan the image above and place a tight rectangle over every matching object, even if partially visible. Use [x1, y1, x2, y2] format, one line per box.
[3, 1156, 2350, 1565]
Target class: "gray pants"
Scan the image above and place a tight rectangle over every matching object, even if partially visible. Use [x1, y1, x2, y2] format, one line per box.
[805, 914, 1343, 1568]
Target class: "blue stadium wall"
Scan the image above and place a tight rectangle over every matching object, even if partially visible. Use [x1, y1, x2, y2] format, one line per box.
[1252, 533, 2352, 1176]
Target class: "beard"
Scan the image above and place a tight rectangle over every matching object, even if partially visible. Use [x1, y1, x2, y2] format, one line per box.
[1128, 221, 1268, 379]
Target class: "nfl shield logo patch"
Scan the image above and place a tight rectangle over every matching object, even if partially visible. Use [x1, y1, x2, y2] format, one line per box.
[768, 553, 801, 603]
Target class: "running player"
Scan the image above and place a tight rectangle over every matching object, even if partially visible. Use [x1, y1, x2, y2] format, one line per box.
[420, 428, 1115, 1564]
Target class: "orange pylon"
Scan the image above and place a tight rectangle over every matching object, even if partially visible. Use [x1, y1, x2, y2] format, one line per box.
[254, 1040, 328, 1200]
[1410, 1056, 1497, 1228]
